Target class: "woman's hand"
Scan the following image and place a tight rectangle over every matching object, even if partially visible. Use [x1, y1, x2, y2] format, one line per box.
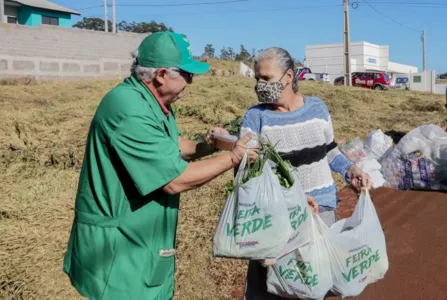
[260, 258, 277, 267]
[347, 165, 372, 191]
[307, 196, 319, 216]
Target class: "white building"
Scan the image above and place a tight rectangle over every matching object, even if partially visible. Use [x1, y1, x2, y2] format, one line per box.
[303, 41, 418, 82]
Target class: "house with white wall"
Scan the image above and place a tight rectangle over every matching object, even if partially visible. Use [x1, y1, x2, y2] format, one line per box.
[304, 41, 418, 82]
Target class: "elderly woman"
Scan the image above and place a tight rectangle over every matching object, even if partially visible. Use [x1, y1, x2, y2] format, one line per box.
[241, 47, 371, 299]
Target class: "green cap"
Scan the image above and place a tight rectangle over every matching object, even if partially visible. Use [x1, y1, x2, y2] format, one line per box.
[137, 31, 210, 75]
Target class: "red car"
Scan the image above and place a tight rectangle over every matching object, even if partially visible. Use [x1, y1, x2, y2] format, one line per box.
[334, 72, 391, 90]
[352, 71, 391, 90]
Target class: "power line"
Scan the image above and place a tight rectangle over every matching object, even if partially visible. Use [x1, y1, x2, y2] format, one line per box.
[130, 4, 343, 16]
[75, 3, 343, 15]
[76, 0, 247, 10]
[117, 0, 247, 7]
[76, 5, 103, 11]
[367, 1, 447, 5]
[358, 0, 422, 32]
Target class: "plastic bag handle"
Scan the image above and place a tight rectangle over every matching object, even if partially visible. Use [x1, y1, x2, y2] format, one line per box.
[234, 151, 248, 186]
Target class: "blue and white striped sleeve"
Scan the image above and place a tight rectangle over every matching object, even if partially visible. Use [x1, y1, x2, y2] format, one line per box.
[324, 111, 353, 182]
[239, 108, 261, 148]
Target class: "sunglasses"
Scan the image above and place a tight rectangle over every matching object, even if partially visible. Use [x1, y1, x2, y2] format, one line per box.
[176, 69, 193, 84]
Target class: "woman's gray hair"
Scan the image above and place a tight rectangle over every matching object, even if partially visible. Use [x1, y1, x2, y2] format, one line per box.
[130, 49, 180, 82]
[255, 47, 299, 93]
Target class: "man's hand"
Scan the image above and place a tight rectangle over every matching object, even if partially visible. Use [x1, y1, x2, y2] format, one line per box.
[205, 127, 230, 149]
[179, 127, 230, 161]
[307, 196, 319, 216]
[228, 132, 259, 167]
[347, 165, 372, 191]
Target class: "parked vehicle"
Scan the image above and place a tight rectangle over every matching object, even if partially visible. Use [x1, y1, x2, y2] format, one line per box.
[334, 76, 344, 86]
[296, 67, 330, 83]
[333, 72, 391, 90]
[392, 76, 410, 90]
[353, 71, 391, 90]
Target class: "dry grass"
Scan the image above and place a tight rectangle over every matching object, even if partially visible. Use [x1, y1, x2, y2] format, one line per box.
[0, 75, 446, 300]
[207, 59, 248, 74]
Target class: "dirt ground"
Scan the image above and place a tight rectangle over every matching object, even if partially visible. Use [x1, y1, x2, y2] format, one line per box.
[0, 74, 445, 300]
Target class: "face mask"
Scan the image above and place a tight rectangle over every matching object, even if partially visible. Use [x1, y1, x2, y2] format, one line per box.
[254, 70, 289, 104]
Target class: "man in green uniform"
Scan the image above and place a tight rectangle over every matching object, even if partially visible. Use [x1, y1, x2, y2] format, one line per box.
[63, 31, 256, 300]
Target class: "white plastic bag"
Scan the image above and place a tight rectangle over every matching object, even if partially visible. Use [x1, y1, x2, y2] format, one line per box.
[356, 158, 386, 188]
[340, 138, 368, 163]
[364, 129, 393, 162]
[325, 189, 388, 297]
[381, 124, 447, 191]
[278, 171, 313, 257]
[212, 154, 292, 259]
[266, 216, 333, 300]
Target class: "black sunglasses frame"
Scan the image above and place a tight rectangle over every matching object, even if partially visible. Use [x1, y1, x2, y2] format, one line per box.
[177, 69, 193, 84]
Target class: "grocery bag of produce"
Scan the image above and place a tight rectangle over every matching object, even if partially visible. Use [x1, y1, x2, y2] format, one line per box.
[278, 170, 313, 257]
[212, 150, 292, 259]
[325, 189, 388, 297]
[266, 215, 333, 300]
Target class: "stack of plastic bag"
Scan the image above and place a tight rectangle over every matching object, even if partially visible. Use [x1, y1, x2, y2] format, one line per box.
[212, 154, 312, 260]
[340, 138, 368, 164]
[381, 124, 447, 191]
[363, 129, 394, 163]
[340, 136, 386, 188]
[267, 189, 389, 299]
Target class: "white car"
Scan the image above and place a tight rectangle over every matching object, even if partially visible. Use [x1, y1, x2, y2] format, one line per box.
[393, 77, 409, 90]
[296, 67, 330, 83]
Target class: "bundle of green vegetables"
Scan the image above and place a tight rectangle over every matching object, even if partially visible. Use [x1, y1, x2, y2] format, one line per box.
[225, 140, 295, 197]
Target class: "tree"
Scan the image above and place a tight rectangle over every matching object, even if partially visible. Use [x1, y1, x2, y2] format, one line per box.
[204, 44, 215, 58]
[293, 58, 303, 68]
[438, 72, 447, 79]
[220, 47, 230, 60]
[117, 21, 173, 33]
[235, 44, 250, 62]
[73, 17, 112, 32]
[251, 48, 256, 61]
[228, 47, 235, 60]
[73, 17, 173, 33]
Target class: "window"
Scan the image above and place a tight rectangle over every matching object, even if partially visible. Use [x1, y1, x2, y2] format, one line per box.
[42, 16, 59, 26]
[375, 73, 381, 79]
[7, 16, 17, 24]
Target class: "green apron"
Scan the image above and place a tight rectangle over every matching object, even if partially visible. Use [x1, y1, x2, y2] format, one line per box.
[63, 76, 188, 300]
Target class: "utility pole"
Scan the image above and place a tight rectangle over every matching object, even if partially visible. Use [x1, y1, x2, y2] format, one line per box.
[421, 30, 426, 72]
[0, 0, 5, 24]
[103, 0, 108, 32]
[112, 0, 116, 33]
[343, 0, 352, 86]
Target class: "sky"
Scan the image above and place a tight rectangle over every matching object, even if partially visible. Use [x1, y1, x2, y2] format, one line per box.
[53, 0, 447, 73]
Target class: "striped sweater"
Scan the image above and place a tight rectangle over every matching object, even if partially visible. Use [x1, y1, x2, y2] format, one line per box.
[240, 96, 353, 209]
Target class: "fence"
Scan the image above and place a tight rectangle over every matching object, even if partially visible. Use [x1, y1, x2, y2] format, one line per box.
[408, 70, 436, 93]
[0, 23, 148, 80]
